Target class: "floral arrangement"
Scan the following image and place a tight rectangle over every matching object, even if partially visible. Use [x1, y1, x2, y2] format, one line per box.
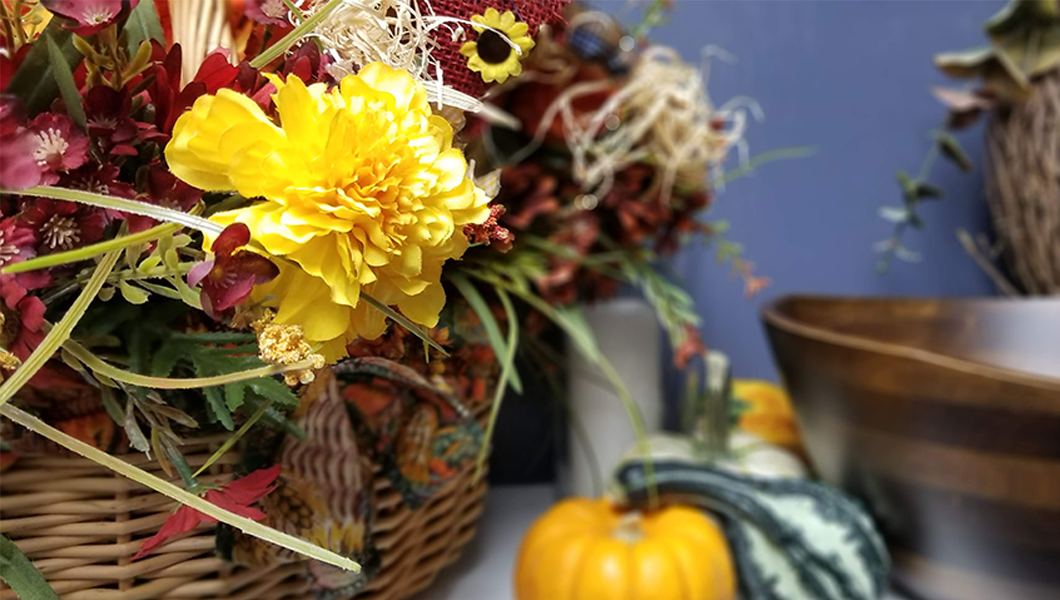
[454, 1, 791, 371]
[0, 0, 787, 597]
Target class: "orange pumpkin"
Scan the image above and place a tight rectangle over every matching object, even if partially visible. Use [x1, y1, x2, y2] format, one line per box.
[733, 380, 804, 454]
[514, 498, 736, 600]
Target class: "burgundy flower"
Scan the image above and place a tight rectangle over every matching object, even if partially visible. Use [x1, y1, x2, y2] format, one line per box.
[123, 165, 203, 232]
[64, 163, 136, 199]
[19, 198, 108, 255]
[133, 465, 281, 560]
[0, 275, 46, 361]
[0, 98, 42, 191]
[27, 113, 89, 185]
[187, 223, 279, 318]
[41, 0, 140, 36]
[147, 44, 240, 136]
[85, 86, 139, 155]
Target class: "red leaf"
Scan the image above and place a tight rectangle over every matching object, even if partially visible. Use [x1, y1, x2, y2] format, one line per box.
[132, 505, 204, 560]
[194, 50, 239, 94]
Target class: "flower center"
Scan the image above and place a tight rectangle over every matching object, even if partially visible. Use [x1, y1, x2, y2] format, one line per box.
[0, 301, 18, 351]
[477, 30, 513, 64]
[41, 215, 81, 250]
[261, 0, 288, 19]
[81, 6, 115, 24]
[33, 128, 69, 167]
[0, 231, 17, 267]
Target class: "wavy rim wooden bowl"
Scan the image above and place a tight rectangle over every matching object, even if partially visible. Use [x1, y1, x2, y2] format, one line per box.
[762, 294, 1060, 600]
[762, 295, 1060, 395]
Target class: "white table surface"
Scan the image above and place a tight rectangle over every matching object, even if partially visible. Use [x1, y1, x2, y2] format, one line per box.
[417, 484, 909, 600]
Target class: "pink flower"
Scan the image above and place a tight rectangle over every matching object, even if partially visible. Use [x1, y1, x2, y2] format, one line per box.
[0, 275, 46, 361]
[187, 223, 279, 317]
[246, 0, 295, 26]
[0, 217, 36, 270]
[0, 99, 42, 191]
[28, 113, 89, 185]
[41, 0, 140, 36]
[133, 466, 281, 560]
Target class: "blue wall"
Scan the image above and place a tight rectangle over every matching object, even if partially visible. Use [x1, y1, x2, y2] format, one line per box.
[648, 0, 1003, 379]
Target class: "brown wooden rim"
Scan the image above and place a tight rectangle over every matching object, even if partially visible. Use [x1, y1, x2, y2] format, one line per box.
[761, 294, 1060, 394]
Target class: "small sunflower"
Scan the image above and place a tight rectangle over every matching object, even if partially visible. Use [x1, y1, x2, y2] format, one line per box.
[460, 8, 535, 84]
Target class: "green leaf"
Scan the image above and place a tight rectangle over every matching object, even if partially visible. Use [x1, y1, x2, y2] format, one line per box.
[118, 280, 150, 304]
[203, 386, 235, 430]
[98, 386, 124, 424]
[360, 292, 449, 356]
[224, 382, 246, 412]
[474, 288, 520, 482]
[0, 535, 59, 600]
[123, 0, 165, 56]
[7, 23, 83, 116]
[449, 273, 523, 393]
[123, 401, 150, 454]
[934, 131, 975, 172]
[243, 394, 305, 440]
[45, 33, 86, 129]
[245, 377, 300, 406]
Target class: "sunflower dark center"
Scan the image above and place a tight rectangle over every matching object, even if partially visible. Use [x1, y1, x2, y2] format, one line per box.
[477, 30, 512, 64]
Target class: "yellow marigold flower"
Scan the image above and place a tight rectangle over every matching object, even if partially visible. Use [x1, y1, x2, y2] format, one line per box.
[460, 9, 535, 84]
[165, 63, 491, 361]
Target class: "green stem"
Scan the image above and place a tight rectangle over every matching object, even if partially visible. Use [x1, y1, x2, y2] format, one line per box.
[62, 339, 315, 390]
[0, 250, 120, 405]
[3, 222, 182, 274]
[249, 0, 343, 68]
[0, 403, 359, 572]
[193, 398, 274, 477]
[13, 186, 224, 236]
[163, 440, 204, 493]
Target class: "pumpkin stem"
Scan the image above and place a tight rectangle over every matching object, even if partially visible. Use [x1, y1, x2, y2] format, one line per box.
[683, 351, 732, 460]
[612, 511, 645, 543]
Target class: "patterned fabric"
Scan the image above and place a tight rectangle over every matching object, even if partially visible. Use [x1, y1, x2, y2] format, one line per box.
[226, 351, 487, 598]
[336, 357, 483, 508]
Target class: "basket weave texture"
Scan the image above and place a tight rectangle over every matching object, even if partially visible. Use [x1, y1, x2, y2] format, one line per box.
[985, 68, 1060, 295]
[0, 401, 489, 600]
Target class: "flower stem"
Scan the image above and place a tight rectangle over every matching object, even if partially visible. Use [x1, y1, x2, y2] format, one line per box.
[61, 338, 315, 390]
[0, 250, 120, 406]
[3, 222, 182, 274]
[249, 0, 344, 68]
[0, 403, 360, 572]
[194, 397, 274, 477]
[13, 186, 224, 236]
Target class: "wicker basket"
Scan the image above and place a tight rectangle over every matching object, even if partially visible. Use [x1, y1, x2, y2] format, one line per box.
[0, 400, 489, 600]
[985, 68, 1060, 295]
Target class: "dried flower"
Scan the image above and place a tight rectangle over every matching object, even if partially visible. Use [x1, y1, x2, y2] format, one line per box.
[187, 223, 279, 317]
[252, 311, 325, 386]
[165, 64, 491, 361]
[463, 204, 514, 252]
[133, 465, 281, 560]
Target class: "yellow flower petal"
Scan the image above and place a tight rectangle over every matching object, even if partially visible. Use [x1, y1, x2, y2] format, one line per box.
[166, 63, 492, 360]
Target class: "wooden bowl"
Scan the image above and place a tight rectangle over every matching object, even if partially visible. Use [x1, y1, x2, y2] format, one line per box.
[762, 296, 1060, 600]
